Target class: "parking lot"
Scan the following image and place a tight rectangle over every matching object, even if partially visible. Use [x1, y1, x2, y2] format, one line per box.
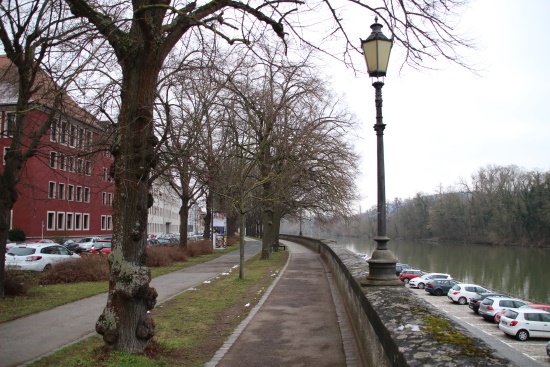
[408, 286, 550, 366]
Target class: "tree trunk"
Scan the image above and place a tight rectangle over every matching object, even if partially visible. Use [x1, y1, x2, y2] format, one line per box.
[272, 207, 281, 252]
[204, 191, 212, 240]
[239, 213, 246, 279]
[95, 54, 160, 353]
[261, 207, 273, 260]
[178, 204, 189, 252]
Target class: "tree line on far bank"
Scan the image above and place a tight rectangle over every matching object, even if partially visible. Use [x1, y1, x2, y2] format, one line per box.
[323, 164, 550, 247]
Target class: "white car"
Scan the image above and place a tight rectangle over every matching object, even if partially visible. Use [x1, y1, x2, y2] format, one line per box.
[478, 296, 527, 322]
[499, 308, 550, 341]
[5, 243, 80, 271]
[75, 236, 101, 251]
[409, 273, 451, 289]
[447, 283, 490, 305]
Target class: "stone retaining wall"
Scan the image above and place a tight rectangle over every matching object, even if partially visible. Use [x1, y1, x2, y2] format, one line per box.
[280, 235, 513, 367]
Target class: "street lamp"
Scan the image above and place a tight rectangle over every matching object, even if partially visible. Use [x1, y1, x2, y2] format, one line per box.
[361, 18, 403, 286]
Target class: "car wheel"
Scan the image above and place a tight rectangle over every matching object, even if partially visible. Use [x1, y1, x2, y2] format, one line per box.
[404, 278, 410, 284]
[435, 289, 443, 296]
[418, 283, 425, 289]
[516, 329, 529, 341]
[458, 297, 467, 305]
[43, 264, 53, 271]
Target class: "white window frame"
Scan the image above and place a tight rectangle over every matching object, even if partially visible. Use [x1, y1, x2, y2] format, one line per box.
[60, 119, 67, 145]
[101, 215, 106, 230]
[102, 192, 106, 206]
[68, 156, 75, 172]
[83, 213, 90, 230]
[76, 186, 82, 202]
[69, 124, 76, 147]
[86, 131, 92, 151]
[66, 212, 74, 230]
[46, 211, 56, 230]
[75, 213, 82, 230]
[67, 184, 74, 201]
[85, 160, 91, 175]
[84, 187, 90, 203]
[58, 153, 65, 171]
[107, 216, 112, 230]
[3, 112, 15, 138]
[50, 119, 57, 142]
[48, 181, 56, 199]
[57, 212, 65, 230]
[58, 183, 65, 200]
[108, 193, 112, 206]
[50, 151, 57, 169]
[77, 158, 83, 174]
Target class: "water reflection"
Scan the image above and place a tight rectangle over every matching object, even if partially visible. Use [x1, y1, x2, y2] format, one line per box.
[337, 237, 549, 304]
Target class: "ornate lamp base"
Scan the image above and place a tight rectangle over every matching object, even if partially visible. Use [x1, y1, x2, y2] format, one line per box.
[361, 247, 404, 287]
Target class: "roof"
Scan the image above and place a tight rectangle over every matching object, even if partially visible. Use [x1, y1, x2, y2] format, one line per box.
[0, 55, 102, 129]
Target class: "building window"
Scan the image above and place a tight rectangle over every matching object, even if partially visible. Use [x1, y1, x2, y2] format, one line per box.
[2, 112, 15, 137]
[85, 160, 91, 175]
[3, 147, 8, 165]
[48, 181, 56, 199]
[68, 156, 75, 172]
[108, 193, 112, 206]
[49, 151, 57, 169]
[60, 119, 67, 144]
[84, 187, 90, 203]
[57, 212, 65, 230]
[77, 158, 83, 174]
[86, 131, 92, 151]
[68, 184, 74, 201]
[103, 167, 108, 181]
[50, 119, 57, 142]
[59, 153, 65, 170]
[102, 192, 106, 205]
[47, 211, 55, 230]
[83, 213, 90, 230]
[58, 183, 65, 200]
[101, 215, 106, 230]
[107, 216, 112, 230]
[78, 128, 84, 149]
[66, 212, 73, 230]
[76, 186, 82, 202]
[75, 213, 82, 230]
[69, 124, 76, 147]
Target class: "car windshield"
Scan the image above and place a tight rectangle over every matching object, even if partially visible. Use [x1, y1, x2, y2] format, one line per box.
[101, 242, 112, 248]
[504, 310, 518, 319]
[77, 238, 93, 243]
[8, 247, 36, 256]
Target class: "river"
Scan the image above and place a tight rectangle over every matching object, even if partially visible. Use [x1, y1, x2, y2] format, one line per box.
[336, 237, 549, 304]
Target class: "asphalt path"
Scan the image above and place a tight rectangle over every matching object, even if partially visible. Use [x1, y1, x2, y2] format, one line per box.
[0, 240, 261, 367]
[408, 285, 550, 367]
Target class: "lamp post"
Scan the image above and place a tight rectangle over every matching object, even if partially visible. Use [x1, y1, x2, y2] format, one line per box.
[361, 18, 402, 286]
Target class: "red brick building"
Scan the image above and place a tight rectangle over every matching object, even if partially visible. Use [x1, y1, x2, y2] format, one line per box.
[0, 56, 114, 240]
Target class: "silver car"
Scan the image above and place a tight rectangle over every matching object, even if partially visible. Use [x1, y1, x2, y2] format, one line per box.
[5, 243, 80, 271]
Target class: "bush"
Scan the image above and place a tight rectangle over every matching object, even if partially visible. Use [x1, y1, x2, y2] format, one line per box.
[147, 247, 188, 267]
[39, 255, 109, 285]
[8, 227, 26, 242]
[4, 268, 37, 296]
[187, 240, 214, 257]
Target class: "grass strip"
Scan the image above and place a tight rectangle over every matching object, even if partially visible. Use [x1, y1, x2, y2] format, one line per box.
[28, 250, 288, 367]
[0, 244, 240, 324]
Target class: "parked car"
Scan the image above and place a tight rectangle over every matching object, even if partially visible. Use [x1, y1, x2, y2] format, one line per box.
[409, 273, 452, 289]
[498, 308, 550, 341]
[395, 263, 411, 276]
[494, 304, 550, 324]
[5, 243, 80, 271]
[75, 237, 101, 251]
[399, 269, 424, 284]
[157, 237, 175, 247]
[425, 279, 459, 296]
[63, 241, 83, 253]
[478, 296, 527, 322]
[447, 283, 490, 305]
[36, 239, 55, 243]
[469, 293, 508, 314]
[89, 240, 112, 255]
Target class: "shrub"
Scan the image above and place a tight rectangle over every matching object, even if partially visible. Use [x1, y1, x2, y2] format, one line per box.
[146, 246, 187, 267]
[187, 240, 214, 257]
[227, 235, 239, 246]
[8, 227, 26, 242]
[39, 255, 109, 285]
[4, 268, 37, 296]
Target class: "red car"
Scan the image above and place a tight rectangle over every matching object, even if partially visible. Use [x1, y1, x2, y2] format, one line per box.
[89, 240, 112, 255]
[399, 269, 424, 283]
[494, 303, 550, 324]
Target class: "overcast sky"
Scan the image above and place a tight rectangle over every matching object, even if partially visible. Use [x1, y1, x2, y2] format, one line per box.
[325, 0, 550, 211]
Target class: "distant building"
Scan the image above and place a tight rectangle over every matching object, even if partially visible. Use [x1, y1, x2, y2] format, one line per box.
[0, 56, 115, 240]
[148, 179, 181, 235]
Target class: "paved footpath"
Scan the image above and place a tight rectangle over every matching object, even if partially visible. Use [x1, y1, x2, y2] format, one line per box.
[0, 241, 262, 367]
[207, 240, 360, 367]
